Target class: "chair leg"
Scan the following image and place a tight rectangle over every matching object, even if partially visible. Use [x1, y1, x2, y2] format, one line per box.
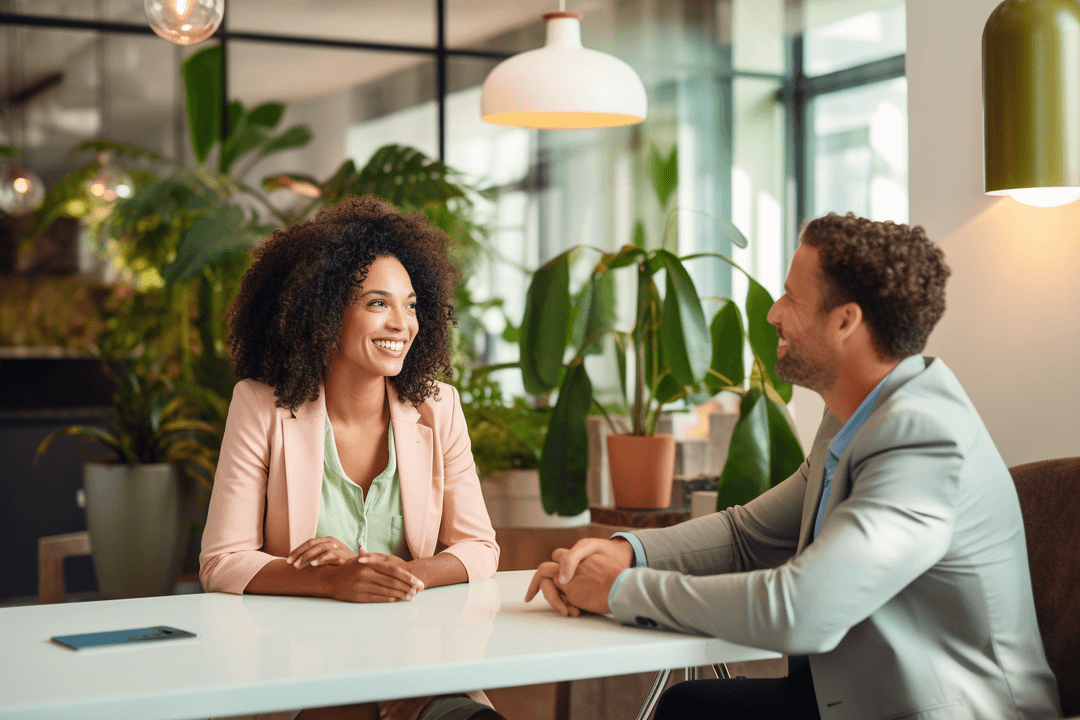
[633, 669, 671, 720]
[38, 532, 91, 604]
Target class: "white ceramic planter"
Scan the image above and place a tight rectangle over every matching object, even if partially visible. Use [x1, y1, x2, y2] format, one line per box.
[83, 462, 188, 598]
[480, 469, 591, 528]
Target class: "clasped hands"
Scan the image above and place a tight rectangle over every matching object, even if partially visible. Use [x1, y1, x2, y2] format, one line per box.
[524, 537, 634, 617]
[286, 536, 424, 604]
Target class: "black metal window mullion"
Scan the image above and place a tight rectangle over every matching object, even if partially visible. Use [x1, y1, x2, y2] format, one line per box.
[0, 8, 513, 163]
[436, 0, 446, 161]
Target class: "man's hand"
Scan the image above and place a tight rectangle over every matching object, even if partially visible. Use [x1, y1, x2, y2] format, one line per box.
[525, 537, 635, 616]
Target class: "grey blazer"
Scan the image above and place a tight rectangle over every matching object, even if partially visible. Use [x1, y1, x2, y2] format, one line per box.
[612, 355, 1061, 720]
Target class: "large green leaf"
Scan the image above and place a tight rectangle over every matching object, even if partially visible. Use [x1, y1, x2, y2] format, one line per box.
[713, 214, 750, 249]
[658, 251, 710, 386]
[260, 125, 312, 156]
[745, 278, 792, 402]
[765, 392, 805, 487]
[572, 272, 616, 357]
[538, 363, 592, 516]
[715, 387, 803, 509]
[707, 301, 746, 392]
[717, 388, 803, 511]
[519, 251, 573, 395]
[595, 242, 643, 274]
[246, 102, 285, 129]
[220, 112, 268, 173]
[182, 45, 224, 165]
[648, 146, 678, 209]
[163, 204, 260, 286]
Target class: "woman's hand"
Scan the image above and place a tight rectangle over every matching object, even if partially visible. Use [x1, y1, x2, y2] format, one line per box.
[287, 536, 355, 569]
[328, 554, 424, 604]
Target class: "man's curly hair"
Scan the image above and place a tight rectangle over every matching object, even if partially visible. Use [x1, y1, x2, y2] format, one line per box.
[800, 212, 951, 360]
[228, 195, 458, 411]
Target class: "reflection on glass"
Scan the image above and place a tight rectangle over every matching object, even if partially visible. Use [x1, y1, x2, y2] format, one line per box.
[812, 77, 908, 223]
[228, 0, 435, 46]
[803, 2, 905, 77]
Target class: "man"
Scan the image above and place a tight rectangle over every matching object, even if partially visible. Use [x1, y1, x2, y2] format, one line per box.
[526, 213, 1061, 719]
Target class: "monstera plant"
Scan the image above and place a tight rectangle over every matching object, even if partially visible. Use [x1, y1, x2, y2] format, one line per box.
[519, 145, 804, 516]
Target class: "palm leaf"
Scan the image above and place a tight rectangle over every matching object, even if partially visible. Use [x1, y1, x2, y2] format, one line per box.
[35, 426, 126, 464]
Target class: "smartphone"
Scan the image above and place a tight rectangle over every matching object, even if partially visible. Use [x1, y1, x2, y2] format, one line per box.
[51, 625, 198, 650]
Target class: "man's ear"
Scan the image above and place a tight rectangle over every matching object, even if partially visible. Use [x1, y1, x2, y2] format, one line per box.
[835, 301, 863, 339]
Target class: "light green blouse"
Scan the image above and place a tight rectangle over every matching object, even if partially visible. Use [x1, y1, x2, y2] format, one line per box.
[316, 414, 409, 559]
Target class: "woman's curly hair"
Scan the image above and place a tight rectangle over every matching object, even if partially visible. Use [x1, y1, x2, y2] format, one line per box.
[800, 212, 951, 360]
[228, 195, 458, 411]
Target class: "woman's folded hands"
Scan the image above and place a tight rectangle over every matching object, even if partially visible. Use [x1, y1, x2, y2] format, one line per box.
[287, 537, 424, 603]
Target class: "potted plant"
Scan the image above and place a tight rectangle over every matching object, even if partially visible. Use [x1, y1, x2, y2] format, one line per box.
[518, 144, 804, 514]
[457, 367, 591, 528]
[35, 365, 219, 598]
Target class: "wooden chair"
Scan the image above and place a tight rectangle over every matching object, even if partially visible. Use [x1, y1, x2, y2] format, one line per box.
[1010, 457, 1080, 717]
[37, 531, 91, 604]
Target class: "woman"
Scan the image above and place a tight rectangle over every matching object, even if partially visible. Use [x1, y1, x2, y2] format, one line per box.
[201, 195, 502, 720]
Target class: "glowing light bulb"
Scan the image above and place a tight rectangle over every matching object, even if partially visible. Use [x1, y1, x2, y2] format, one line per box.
[84, 165, 135, 205]
[144, 0, 224, 46]
[1006, 187, 1080, 208]
[0, 165, 45, 216]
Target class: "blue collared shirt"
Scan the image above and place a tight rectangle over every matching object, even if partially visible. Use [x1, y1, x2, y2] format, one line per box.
[813, 369, 893, 538]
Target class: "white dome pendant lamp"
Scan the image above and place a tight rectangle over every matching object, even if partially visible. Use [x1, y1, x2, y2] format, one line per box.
[481, 3, 647, 129]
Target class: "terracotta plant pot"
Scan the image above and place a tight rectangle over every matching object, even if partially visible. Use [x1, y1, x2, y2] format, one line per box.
[606, 433, 677, 509]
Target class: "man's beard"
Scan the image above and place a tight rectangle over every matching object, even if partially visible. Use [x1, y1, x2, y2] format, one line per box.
[775, 342, 838, 393]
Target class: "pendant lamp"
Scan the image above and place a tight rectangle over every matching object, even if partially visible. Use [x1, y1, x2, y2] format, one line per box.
[145, 0, 224, 46]
[983, 0, 1080, 207]
[0, 163, 45, 216]
[480, 7, 647, 129]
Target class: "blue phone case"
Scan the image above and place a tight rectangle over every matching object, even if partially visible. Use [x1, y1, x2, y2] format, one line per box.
[51, 625, 198, 650]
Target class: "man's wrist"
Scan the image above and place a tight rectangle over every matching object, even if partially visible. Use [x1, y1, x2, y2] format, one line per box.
[611, 536, 635, 569]
[611, 532, 647, 567]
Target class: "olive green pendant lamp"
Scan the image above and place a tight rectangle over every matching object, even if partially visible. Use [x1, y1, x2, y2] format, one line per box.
[983, 0, 1080, 207]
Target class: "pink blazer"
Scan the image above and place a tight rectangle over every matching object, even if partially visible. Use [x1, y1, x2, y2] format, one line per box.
[200, 378, 500, 594]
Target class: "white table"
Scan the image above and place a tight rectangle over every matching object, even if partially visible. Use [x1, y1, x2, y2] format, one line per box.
[0, 570, 779, 720]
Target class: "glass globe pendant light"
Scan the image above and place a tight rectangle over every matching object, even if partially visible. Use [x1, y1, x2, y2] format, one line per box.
[84, 153, 134, 205]
[480, 1, 647, 129]
[983, 0, 1080, 207]
[0, 163, 45, 216]
[144, 0, 224, 46]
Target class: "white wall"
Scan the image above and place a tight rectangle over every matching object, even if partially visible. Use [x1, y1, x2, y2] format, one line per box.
[907, 0, 1080, 466]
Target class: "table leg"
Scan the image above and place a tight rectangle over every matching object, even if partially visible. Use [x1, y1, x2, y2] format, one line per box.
[553, 680, 571, 720]
[712, 663, 732, 679]
[632, 668, 671, 720]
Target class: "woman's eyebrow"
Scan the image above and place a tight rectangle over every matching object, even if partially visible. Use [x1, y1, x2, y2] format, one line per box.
[361, 289, 417, 298]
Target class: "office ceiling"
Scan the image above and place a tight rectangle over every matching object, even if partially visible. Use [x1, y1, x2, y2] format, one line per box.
[4, 0, 611, 103]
